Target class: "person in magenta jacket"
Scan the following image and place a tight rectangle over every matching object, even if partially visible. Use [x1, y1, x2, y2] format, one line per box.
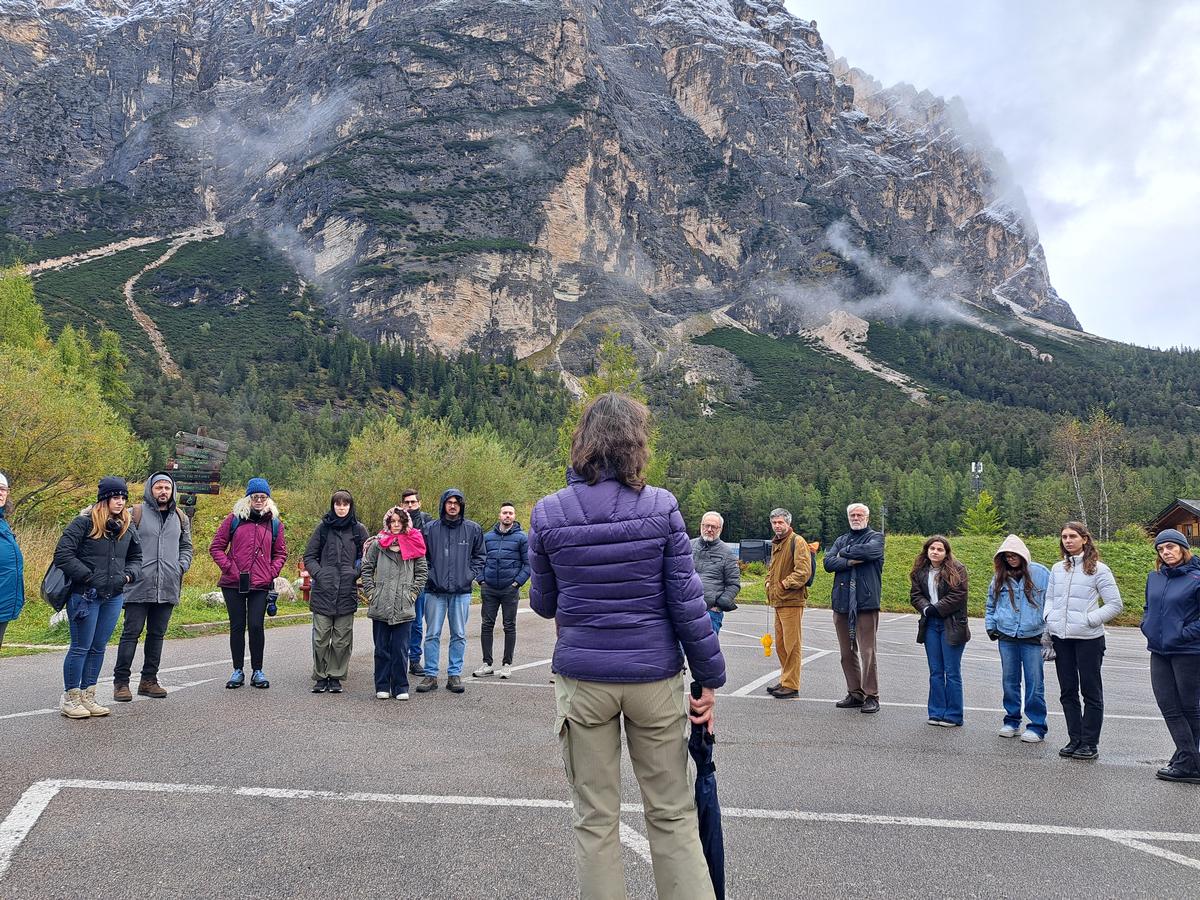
[529, 392, 724, 900]
[209, 478, 287, 689]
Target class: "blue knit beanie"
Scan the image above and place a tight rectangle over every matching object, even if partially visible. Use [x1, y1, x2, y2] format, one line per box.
[1154, 529, 1191, 551]
[245, 477, 271, 498]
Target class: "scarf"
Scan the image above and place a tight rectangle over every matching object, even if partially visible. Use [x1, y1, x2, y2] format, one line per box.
[377, 528, 426, 560]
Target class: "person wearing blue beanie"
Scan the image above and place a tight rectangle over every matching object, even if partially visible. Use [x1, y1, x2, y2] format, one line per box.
[1143, 529, 1200, 784]
[246, 478, 271, 498]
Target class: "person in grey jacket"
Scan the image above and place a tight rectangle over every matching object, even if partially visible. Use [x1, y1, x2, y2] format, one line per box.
[112, 473, 193, 702]
[363, 507, 429, 700]
[824, 503, 885, 713]
[691, 511, 740, 635]
[1044, 521, 1124, 760]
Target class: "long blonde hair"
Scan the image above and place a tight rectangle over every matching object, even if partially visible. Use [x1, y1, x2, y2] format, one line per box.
[88, 502, 131, 540]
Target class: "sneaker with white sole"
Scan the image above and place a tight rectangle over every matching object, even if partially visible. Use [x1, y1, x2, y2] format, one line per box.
[375, 691, 390, 699]
[396, 692, 410, 701]
[1020, 730, 1044, 743]
[999, 725, 1019, 738]
[473, 664, 495, 678]
[498, 664, 512, 679]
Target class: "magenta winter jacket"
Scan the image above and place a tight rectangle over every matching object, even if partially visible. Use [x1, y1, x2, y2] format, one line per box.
[529, 470, 726, 689]
[209, 505, 287, 590]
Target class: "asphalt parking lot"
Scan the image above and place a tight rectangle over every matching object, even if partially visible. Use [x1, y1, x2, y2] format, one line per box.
[2, 606, 1196, 899]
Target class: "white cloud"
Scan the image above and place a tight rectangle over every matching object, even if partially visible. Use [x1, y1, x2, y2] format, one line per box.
[788, 0, 1200, 347]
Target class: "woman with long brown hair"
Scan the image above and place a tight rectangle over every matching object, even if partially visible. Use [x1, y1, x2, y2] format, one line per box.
[985, 535, 1051, 742]
[1044, 521, 1124, 760]
[529, 392, 724, 899]
[909, 535, 971, 726]
[52, 477, 142, 719]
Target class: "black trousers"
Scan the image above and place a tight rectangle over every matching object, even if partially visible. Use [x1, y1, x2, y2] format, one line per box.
[480, 584, 519, 666]
[1052, 635, 1106, 746]
[1150, 652, 1200, 774]
[113, 602, 175, 683]
[373, 619, 412, 695]
[0, 620, 7, 649]
[223, 588, 268, 671]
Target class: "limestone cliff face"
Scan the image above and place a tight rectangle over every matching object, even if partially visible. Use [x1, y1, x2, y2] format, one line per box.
[0, 0, 1081, 360]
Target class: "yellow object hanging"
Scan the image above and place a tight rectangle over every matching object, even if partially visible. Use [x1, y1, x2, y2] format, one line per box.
[761, 633, 773, 657]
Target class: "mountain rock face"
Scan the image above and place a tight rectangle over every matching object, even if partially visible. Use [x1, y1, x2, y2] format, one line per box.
[0, 0, 1081, 364]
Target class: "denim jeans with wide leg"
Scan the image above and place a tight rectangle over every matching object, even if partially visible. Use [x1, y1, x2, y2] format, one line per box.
[924, 616, 965, 724]
[423, 592, 471, 678]
[63, 593, 124, 691]
[998, 638, 1047, 737]
[409, 591, 426, 667]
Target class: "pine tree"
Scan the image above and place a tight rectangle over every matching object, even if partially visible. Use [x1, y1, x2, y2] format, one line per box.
[958, 490, 1005, 536]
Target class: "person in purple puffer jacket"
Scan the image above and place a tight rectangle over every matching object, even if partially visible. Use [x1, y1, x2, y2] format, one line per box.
[530, 392, 725, 900]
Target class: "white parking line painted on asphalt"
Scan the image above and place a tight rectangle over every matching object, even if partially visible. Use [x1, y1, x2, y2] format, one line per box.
[718, 627, 769, 641]
[727, 650, 833, 697]
[506, 658, 553, 672]
[882, 614, 915, 625]
[5, 778, 1198, 881]
[0, 677, 220, 722]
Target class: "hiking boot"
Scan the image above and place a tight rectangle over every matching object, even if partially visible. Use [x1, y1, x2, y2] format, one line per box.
[138, 679, 167, 699]
[313, 678, 329, 694]
[250, 670, 270, 689]
[409, 660, 424, 676]
[835, 693, 864, 709]
[327, 678, 343, 693]
[79, 686, 110, 717]
[415, 676, 438, 693]
[112, 682, 133, 703]
[860, 697, 880, 714]
[226, 669, 245, 689]
[473, 664, 495, 678]
[447, 675, 465, 693]
[60, 689, 90, 719]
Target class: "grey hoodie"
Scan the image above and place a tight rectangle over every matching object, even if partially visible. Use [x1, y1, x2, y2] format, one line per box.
[125, 473, 193, 605]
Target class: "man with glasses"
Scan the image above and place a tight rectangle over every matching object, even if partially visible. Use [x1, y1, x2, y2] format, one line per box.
[401, 489, 433, 676]
[691, 511, 740, 636]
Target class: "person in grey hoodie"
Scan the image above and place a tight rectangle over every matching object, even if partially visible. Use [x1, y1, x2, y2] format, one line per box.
[1044, 520, 1124, 760]
[112, 473, 193, 702]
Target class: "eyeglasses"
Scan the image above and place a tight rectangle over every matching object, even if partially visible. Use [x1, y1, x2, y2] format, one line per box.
[250, 493, 269, 501]
[402, 498, 419, 505]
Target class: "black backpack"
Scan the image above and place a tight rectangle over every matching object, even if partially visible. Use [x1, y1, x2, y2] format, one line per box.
[791, 534, 818, 588]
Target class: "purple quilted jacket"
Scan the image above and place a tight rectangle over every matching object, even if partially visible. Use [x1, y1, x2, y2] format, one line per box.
[529, 470, 726, 688]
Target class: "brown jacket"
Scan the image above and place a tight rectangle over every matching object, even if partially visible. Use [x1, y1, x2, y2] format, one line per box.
[909, 563, 971, 646]
[767, 529, 812, 608]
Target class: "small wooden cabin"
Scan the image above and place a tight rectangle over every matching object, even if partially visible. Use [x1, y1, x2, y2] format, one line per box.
[1148, 500, 1200, 546]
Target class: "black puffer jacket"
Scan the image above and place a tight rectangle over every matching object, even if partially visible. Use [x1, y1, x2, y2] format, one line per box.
[304, 503, 369, 618]
[53, 510, 143, 600]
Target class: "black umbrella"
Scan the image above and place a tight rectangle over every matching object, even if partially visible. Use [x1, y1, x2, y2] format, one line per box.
[689, 680, 726, 899]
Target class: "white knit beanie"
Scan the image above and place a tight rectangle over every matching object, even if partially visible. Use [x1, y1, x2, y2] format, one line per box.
[0, 472, 8, 489]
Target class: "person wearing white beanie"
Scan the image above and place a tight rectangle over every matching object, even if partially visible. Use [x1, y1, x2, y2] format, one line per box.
[0, 472, 24, 650]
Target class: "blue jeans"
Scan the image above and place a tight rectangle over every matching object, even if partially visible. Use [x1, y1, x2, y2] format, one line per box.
[708, 610, 724, 634]
[423, 592, 470, 677]
[409, 592, 426, 662]
[923, 616, 965, 724]
[63, 593, 124, 691]
[998, 638, 1047, 736]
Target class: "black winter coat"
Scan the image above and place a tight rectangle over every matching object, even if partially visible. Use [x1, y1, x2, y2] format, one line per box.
[53, 513, 143, 600]
[824, 528, 885, 614]
[304, 518, 370, 617]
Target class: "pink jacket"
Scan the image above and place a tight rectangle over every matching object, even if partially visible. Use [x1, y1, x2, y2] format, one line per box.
[209, 499, 287, 590]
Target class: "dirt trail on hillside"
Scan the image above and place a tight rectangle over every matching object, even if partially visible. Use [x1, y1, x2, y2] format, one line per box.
[27, 223, 225, 380]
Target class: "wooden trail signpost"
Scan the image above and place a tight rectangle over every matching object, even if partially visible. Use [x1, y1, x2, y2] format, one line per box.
[167, 431, 229, 516]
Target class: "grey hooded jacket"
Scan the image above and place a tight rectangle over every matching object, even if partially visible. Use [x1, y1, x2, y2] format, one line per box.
[125, 473, 193, 605]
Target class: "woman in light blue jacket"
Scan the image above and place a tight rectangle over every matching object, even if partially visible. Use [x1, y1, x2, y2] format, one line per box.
[0, 473, 25, 650]
[986, 535, 1051, 742]
[1044, 521, 1123, 761]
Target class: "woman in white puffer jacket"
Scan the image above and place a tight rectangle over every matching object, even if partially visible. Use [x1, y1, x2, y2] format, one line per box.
[1044, 521, 1123, 762]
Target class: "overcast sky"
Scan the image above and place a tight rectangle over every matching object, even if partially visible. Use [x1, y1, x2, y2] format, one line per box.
[788, 0, 1200, 348]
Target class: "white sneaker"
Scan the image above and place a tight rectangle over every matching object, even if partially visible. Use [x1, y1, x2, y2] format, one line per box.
[999, 725, 1019, 738]
[1020, 730, 1044, 743]
[499, 664, 512, 679]
[375, 691, 390, 699]
[473, 664, 495, 678]
[396, 692, 409, 701]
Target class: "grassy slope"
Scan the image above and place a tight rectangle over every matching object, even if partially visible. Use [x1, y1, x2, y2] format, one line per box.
[734, 534, 1155, 627]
